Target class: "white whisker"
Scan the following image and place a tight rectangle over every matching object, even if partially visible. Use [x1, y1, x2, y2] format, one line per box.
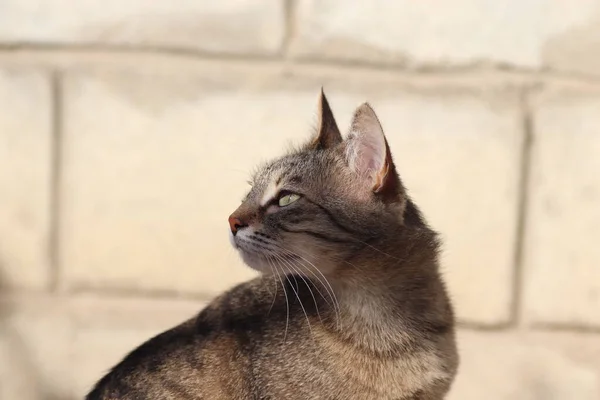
[267, 257, 289, 343]
[276, 245, 342, 330]
[267, 269, 278, 316]
[275, 253, 323, 325]
[351, 238, 401, 260]
[274, 256, 313, 336]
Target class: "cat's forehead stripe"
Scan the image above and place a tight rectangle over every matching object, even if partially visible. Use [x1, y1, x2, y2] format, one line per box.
[260, 178, 280, 206]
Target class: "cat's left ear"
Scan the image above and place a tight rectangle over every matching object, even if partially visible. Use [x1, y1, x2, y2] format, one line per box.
[345, 103, 405, 204]
[308, 89, 342, 150]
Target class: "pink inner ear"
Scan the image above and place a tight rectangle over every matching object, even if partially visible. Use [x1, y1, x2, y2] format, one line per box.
[347, 131, 387, 182]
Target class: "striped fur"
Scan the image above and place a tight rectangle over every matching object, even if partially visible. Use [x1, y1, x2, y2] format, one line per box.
[87, 92, 458, 400]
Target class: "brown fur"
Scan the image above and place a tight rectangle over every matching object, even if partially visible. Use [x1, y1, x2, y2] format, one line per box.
[87, 92, 458, 400]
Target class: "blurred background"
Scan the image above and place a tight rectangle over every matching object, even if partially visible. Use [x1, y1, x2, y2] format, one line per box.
[0, 0, 599, 399]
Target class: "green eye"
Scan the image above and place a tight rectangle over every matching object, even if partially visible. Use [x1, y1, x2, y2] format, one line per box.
[278, 193, 301, 207]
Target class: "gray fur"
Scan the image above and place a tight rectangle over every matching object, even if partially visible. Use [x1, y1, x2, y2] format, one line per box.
[87, 92, 458, 400]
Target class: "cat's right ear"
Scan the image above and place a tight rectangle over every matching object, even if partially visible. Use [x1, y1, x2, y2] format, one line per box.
[308, 89, 342, 150]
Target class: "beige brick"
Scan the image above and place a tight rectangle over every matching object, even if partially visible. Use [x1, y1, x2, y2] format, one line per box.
[0, 69, 51, 289]
[0, 0, 285, 55]
[61, 70, 520, 324]
[0, 294, 204, 399]
[543, 8, 600, 77]
[450, 330, 600, 399]
[0, 330, 41, 400]
[0, 296, 71, 399]
[524, 90, 600, 328]
[292, 0, 596, 68]
[61, 72, 275, 295]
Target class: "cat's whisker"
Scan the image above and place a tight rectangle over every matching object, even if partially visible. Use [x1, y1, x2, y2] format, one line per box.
[274, 253, 323, 325]
[350, 238, 401, 261]
[276, 247, 336, 307]
[280, 246, 340, 309]
[276, 245, 342, 330]
[274, 256, 313, 337]
[338, 258, 379, 286]
[264, 262, 274, 296]
[283, 240, 379, 287]
[277, 251, 334, 310]
[279, 254, 338, 329]
[268, 257, 289, 343]
[266, 260, 279, 317]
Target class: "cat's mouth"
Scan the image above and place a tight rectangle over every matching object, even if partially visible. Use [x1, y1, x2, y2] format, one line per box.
[230, 232, 301, 274]
[231, 233, 274, 273]
[238, 247, 289, 274]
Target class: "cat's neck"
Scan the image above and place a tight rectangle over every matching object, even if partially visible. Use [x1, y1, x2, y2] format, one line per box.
[325, 227, 449, 355]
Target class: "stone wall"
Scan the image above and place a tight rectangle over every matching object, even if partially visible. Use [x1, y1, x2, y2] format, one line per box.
[0, 1, 599, 398]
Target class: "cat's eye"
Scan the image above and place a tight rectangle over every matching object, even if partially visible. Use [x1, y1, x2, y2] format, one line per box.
[278, 193, 301, 207]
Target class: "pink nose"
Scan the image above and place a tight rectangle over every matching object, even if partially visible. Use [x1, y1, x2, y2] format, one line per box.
[228, 215, 247, 235]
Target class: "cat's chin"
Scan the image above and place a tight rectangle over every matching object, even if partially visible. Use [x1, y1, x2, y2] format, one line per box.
[238, 251, 271, 274]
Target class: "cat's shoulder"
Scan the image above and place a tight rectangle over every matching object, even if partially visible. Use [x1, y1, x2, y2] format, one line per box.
[86, 276, 274, 398]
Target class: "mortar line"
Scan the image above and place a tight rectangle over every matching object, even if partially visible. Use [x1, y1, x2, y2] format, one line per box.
[48, 70, 64, 292]
[3, 44, 600, 85]
[530, 323, 600, 335]
[0, 289, 216, 305]
[0, 43, 284, 63]
[509, 87, 536, 328]
[64, 286, 219, 303]
[457, 322, 513, 332]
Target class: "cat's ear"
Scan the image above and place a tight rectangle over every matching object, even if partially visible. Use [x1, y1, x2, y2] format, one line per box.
[345, 103, 404, 204]
[308, 89, 342, 150]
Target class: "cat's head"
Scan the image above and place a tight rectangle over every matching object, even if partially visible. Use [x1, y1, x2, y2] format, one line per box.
[229, 90, 414, 276]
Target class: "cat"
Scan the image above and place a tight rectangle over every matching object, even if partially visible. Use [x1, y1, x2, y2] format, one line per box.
[86, 90, 459, 400]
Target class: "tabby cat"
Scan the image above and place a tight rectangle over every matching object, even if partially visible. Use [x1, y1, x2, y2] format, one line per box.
[87, 91, 458, 400]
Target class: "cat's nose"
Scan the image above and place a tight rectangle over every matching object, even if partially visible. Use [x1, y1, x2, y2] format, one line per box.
[228, 215, 248, 235]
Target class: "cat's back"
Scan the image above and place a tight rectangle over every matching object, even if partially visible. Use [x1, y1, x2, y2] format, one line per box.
[86, 277, 272, 400]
